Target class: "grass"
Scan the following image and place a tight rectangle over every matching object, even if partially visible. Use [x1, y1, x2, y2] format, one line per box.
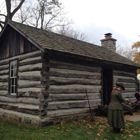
[0, 115, 140, 140]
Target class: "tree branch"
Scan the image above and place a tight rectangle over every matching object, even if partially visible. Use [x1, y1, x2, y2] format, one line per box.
[0, 20, 6, 24]
[11, 0, 25, 18]
[5, 0, 11, 18]
[0, 14, 6, 17]
[0, 22, 4, 30]
[45, 10, 61, 28]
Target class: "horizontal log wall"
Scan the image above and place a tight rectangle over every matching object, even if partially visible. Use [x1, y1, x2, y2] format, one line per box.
[0, 50, 42, 116]
[47, 59, 102, 118]
[113, 70, 137, 102]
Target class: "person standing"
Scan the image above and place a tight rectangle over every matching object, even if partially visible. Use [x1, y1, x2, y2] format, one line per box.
[108, 83, 129, 133]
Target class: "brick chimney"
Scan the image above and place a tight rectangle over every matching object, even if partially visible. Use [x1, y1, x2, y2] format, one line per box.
[100, 33, 117, 52]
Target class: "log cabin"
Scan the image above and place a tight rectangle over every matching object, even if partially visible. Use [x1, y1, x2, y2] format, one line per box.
[0, 21, 139, 126]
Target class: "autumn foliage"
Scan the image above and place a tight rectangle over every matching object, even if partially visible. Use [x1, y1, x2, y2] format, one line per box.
[132, 41, 140, 74]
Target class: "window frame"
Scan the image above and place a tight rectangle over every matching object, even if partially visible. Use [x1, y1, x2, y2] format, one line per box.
[9, 59, 19, 97]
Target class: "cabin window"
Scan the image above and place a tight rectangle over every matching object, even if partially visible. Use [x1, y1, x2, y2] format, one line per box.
[9, 60, 18, 95]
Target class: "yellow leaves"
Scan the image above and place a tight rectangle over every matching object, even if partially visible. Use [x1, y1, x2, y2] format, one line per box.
[137, 69, 140, 74]
[86, 131, 92, 135]
[51, 116, 139, 139]
[133, 52, 140, 64]
[60, 122, 64, 125]
[86, 124, 93, 128]
[99, 129, 103, 133]
[131, 41, 140, 64]
[66, 129, 70, 132]
[129, 134, 133, 137]
[125, 121, 132, 126]
[57, 127, 60, 130]
[133, 131, 136, 134]
[97, 133, 101, 137]
[123, 136, 127, 139]
[132, 41, 140, 49]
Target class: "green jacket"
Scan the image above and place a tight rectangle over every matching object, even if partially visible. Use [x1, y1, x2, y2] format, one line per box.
[108, 88, 125, 110]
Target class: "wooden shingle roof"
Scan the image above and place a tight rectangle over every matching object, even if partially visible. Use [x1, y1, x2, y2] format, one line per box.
[7, 21, 140, 68]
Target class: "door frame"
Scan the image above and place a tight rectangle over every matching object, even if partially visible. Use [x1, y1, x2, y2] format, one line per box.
[102, 68, 113, 105]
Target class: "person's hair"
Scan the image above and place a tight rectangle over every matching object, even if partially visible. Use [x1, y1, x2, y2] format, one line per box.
[116, 85, 119, 88]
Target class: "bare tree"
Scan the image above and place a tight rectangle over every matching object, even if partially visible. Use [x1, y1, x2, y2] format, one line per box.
[14, 3, 31, 24]
[56, 25, 88, 41]
[15, 0, 72, 30]
[0, 0, 72, 31]
[116, 45, 137, 61]
[0, 0, 25, 30]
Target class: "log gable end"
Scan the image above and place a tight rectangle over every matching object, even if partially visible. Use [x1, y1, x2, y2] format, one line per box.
[0, 27, 38, 60]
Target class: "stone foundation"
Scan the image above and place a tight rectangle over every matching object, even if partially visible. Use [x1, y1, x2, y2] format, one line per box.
[39, 112, 95, 127]
[0, 108, 97, 127]
[0, 108, 42, 126]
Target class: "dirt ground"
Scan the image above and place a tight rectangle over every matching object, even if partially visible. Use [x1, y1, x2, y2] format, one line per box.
[125, 112, 140, 122]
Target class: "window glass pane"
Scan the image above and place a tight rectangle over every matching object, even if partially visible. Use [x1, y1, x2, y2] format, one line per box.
[11, 86, 14, 93]
[11, 69, 13, 77]
[14, 78, 15, 85]
[15, 85, 17, 93]
[14, 68, 17, 77]
[13, 61, 17, 68]
[10, 60, 17, 77]
[11, 78, 14, 86]
[13, 85, 15, 93]
[10, 64, 13, 70]
[15, 78, 17, 85]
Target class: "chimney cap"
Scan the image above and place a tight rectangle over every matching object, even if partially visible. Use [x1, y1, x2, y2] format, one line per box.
[105, 33, 112, 36]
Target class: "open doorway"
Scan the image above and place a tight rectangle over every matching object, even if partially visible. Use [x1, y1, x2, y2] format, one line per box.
[102, 68, 113, 105]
